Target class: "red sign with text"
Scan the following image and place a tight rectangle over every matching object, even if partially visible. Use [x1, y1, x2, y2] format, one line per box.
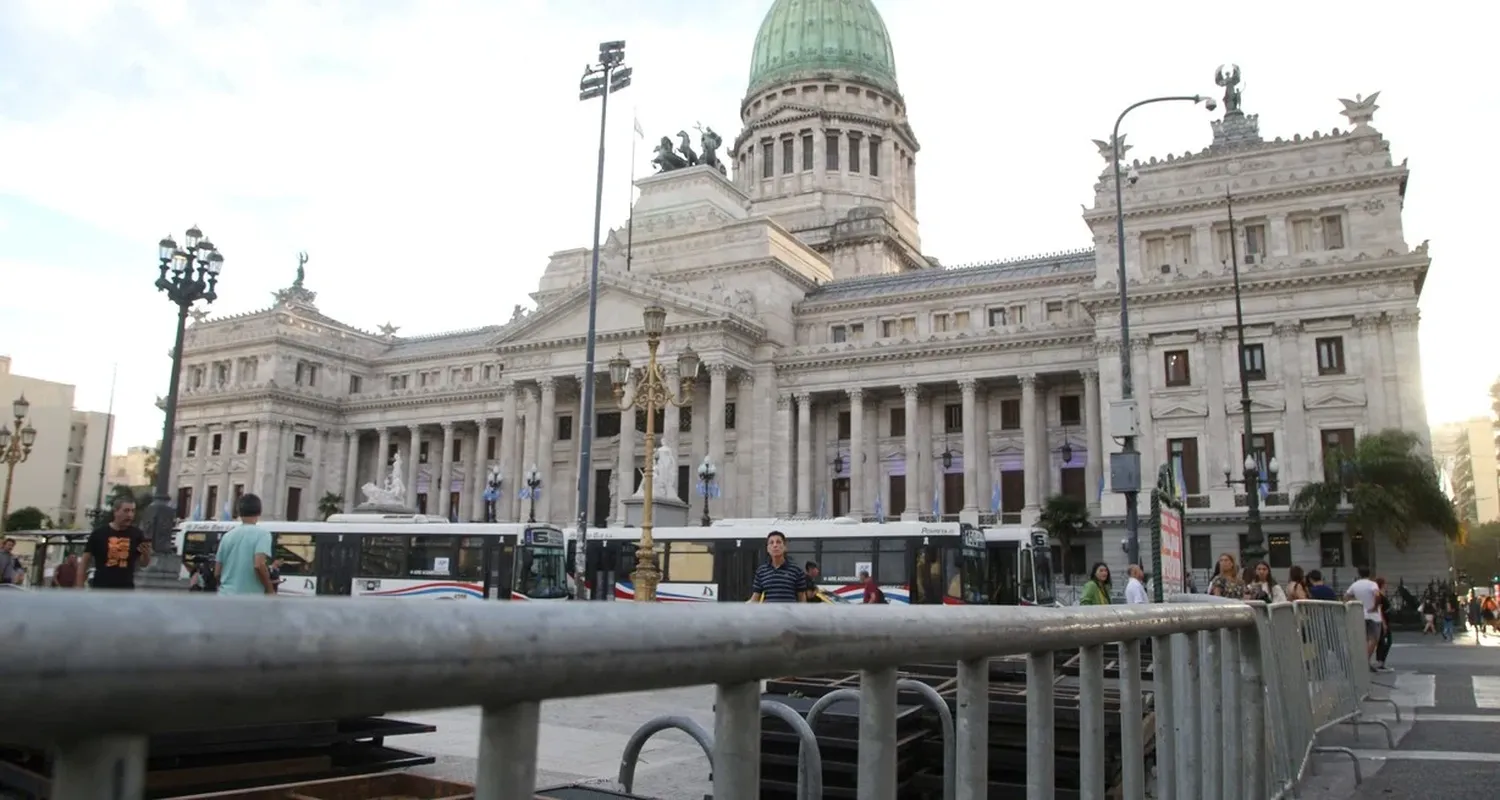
[1160, 508, 1184, 595]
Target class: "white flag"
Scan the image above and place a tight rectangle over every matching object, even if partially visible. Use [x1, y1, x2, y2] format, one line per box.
[633, 114, 644, 139]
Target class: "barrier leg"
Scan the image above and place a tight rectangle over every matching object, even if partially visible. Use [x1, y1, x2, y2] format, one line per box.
[1198, 630, 1223, 800]
[1026, 650, 1056, 800]
[1238, 619, 1267, 800]
[1219, 629, 1242, 800]
[859, 667, 899, 800]
[896, 679, 956, 800]
[1311, 745, 1364, 785]
[1172, 631, 1199, 800]
[714, 681, 762, 800]
[1151, 635, 1176, 800]
[474, 702, 540, 800]
[1117, 640, 1146, 800]
[956, 656, 990, 800]
[761, 699, 825, 800]
[1078, 645, 1105, 800]
[51, 735, 147, 800]
[617, 716, 714, 792]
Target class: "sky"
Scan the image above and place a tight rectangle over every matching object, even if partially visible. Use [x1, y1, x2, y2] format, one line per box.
[0, 0, 1490, 453]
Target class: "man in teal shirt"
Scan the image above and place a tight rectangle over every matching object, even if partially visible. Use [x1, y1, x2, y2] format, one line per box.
[216, 494, 276, 595]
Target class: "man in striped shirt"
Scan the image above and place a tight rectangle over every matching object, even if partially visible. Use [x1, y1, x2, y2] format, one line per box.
[750, 531, 814, 603]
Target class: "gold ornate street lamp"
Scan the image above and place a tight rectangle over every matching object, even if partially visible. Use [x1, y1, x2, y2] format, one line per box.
[608, 304, 699, 602]
[0, 394, 38, 524]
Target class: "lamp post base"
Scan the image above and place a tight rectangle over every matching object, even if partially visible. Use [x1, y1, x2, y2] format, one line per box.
[631, 554, 661, 603]
[139, 498, 186, 591]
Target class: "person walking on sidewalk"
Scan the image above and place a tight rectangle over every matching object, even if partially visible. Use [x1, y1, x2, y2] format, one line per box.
[1345, 568, 1382, 671]
[77, 497, 151, 590]
[1373, 577, 1394, 672]
[1079, 562, 1112, 605]
[215, 494, 277, 596]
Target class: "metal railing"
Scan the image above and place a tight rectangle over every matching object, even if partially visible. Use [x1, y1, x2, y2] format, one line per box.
[0, 592, 1372, 800]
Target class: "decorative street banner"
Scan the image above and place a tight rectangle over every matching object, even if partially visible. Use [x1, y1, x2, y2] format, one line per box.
[1160, 507, 1184, 595]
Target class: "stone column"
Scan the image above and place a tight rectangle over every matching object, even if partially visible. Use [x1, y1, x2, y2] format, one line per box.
[774, 393, 792, 516]
[343, 430, 359, 512]
[1083, 371, 1103, 512]
[438, 422, 456, 519]
[974, 389, 992, 514]
[308, 428, 325, 520]
[1201, 330, 1228, 484]
[617, 370, 637, 525]
[519, 386, 538, 519]
[269, 423, 288, 517]
[500, 383, 519, 522]
[375, 427, 390, 486]
[406, 425, 421, 511]
[1390, 311, 1427, 445]
[537, 377, 557, 521]
[1355, 314, 1386, 431]
[848, 387, 865, 517]
[864, 393, 879, 519]
[663, 366, 681, 458]
[1021, 375, 1041, 512]
[1130, 337, 1155, 478]
[471, 419, 488, 522]
[959, 378, 978, 512]
[901, 384, 920, 520]
[252, 422, 273, 495]
[708, 364, 728, 505]
[1274, 323, 1308, 486]
[736, 374, 755, 516]
[795, 392, 812, 517]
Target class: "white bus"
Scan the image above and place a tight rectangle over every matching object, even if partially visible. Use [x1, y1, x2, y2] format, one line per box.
[575, 518, 1055, 606]
[174, 514, 570, 600]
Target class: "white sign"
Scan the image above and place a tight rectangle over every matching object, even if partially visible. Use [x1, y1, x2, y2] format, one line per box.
[433, 557, 451, 575]
[854, 561, 873, 578]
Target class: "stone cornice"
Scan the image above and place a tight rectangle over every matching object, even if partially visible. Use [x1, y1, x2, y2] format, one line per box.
[176, 380, 511, 415]
[774, 327, 1095, 373]
[1079, 254, 1429, 312]
[796, 269, 1094, 314]
[1083, 168, 1407, 224]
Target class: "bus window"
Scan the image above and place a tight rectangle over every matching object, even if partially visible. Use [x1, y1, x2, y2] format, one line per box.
[408, 536, 457, 577]
[877, 539, 908, 584]
[946, 546, 987, 604]
[665, 541, 713, 582]
[359, 535, 406, 578]
[1017, 549, 1036, 604]
[274, 534, 315, 576]
[1030, 547, 1057, 606]
[818, 538, 873, 582]
[912, 547, 944, 604]
[456, 537, 487, 581]
[515, 544, 568, 599]
[783, 538, 816, 568]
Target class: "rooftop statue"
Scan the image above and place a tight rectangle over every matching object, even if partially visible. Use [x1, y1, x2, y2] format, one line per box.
[294, 251, 308, 288]
[1338, 92, 1381, 130]
[650, 125, 726, 175]
[1216, 64, 1243, 115]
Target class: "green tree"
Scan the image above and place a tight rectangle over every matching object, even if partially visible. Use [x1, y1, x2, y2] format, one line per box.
[142, 448, 158, 487]
[1038, 493, 1091, 579]
[1291, 428, 1460, 554]
[3, 506, 52, 532]
[1452, 520, 1500, 586]
[318, 492, 344, 521]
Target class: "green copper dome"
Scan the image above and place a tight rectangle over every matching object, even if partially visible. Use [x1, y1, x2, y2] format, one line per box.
[746, 0, 899, 97]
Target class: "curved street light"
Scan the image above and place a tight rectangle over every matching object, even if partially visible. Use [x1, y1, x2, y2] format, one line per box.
[0, 394, 38, 524]
[697, 456, 717, 528]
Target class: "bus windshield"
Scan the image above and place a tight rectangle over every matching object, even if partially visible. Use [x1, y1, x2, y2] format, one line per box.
[1030, 546, 1056, 606]
[516, 544, 569, 599]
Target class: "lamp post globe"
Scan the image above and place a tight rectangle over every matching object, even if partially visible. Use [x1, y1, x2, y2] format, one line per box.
[0, 393, 38, 525]
[697, 456, 717, 527]
[142, 227, 225, 586]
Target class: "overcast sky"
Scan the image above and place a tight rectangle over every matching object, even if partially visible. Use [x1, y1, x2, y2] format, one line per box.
[0, 0, 1488, 452]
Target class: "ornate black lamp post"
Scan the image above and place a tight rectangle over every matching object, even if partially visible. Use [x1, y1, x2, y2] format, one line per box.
[145, 228, 223, 557]
[697, 456, 717, 527]
[483, 467, 503, 523]
[522, 466, 542, 524]
[0, 394, 37, 524]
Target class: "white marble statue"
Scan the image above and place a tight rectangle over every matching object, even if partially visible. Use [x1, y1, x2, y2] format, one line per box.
[653, 444, 677, 499]
[361, 452, 408, 506]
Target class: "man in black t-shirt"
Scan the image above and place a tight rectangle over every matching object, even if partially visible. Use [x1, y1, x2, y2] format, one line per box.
[78, 498, 152, 590]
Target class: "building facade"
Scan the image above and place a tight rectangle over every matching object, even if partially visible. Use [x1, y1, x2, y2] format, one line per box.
[1432, 418, 1498, 525]
[106, 445, 157, 493]
[0, 356, 114, 528]
[170, 0, 1446, 583]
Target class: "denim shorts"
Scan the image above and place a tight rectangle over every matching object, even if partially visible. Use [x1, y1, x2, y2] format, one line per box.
[1364, 619, 1381, 641]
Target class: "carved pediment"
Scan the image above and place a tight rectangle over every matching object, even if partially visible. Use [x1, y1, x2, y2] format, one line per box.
[746, 102, 822, 129]
[1304, 389, 1365, 409]
[1153, 401, 1208, 420]
[496, 273, 740, 347]
[1225, 396, 1286, 415]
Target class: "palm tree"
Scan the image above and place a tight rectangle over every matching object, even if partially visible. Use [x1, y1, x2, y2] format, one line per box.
[317, 492, 344, 521]
[1291, 428, 1459, 552]
[1038, 493, 1091, 581]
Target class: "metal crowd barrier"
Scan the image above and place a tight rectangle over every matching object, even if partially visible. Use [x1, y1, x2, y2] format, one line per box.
[0, 592, 1372, 800]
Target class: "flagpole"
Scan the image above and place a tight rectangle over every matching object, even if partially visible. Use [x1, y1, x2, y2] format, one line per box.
[627, 108, 640, 272]
[93, 363, 118, 522]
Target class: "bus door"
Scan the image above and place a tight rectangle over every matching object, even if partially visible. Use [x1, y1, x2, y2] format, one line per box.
[482, 536, 515, 600]
[715, 539, 760, 602]
[314, 534, 357, 596]
[987, 542, 1020, 605]
[910, 540, 944, 604]
[586, 539, 638, 601]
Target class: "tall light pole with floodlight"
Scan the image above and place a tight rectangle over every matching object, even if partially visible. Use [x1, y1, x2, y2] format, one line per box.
[609, 305, 699, 602]
[575, 40, 632, 577]
[145, 228, 224, 560]
[0, 395, 37, 525]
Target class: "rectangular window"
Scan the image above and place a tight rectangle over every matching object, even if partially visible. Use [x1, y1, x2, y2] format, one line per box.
[463, 366, 473, 382]
[889, 408, 905, 437]
[293, 434, 306, 458]
[419, 441, 430, 464]
[944, 404, 963, 434]
[932, 312, 951, 332]
[848, 133, 861, 173]
[761, 141, 773, 178]
[837, 411, 852, 440]
[801, 132, 814, 171]
[869, 137, 880, 177]
[724, 402, 736, 431]
[485, 435, 497, 461]
[1059, 395, 1082, 427]
[237, 431, 248, 454]
[1244, 223, 1266, 256]
[1241, 432, 1279, 492]
[1168, 438, 1201, 495]
[831, 325, 849, 343]
[483, 364, 495, 381]
[1045, 301, 1065, 322]
[1315, 336, 1345, 375]
[1321, 215, 1345, 249]
[1060, 467, 1086, 502]
[1189, 534, 1213, 570]
[887, 475, 906, 517]
[1164, 350, 1191, 386]
[987, 307, 1006, 327]
[211, 433, 222, 456]
[1320, 532, 1346, 567]
[1292, 218, 1315, 252]
[952, 310, 969, 329]
[635, 408, 665, 435]
[665, 541, 714, 582]
[781, 137, 794, 174]
[596, 411, 621, 438]
[284, 486, 302, 521]
[1320, 428, 1357, 484]
[1009, 305, 1026, 325]
[1171, 232, 1192, 265]
[557, 415, 574, 441]
[999, 398, 1021, 430]
[1145, 235, 1167, 268]
[232, 484, 245, 518]
[819, 537, 874, 581]
[186, 435, 198, 457]
[407, 535, 457, 577]
[1241, 343, 1266, 381]
[1268, 533, 1292, 569]
[348, 375, 362, 394]
[1216, 227, 1233, 264]
[826, 132, 840, 170]
[452, 439, 464, 463]
[420, 372, 432, 388]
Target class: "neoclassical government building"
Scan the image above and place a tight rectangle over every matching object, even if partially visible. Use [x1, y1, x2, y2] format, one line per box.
[171, 0, 1445, 582]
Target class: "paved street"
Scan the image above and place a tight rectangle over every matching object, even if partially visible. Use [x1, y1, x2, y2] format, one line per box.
[391, 632, 1500, 798]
